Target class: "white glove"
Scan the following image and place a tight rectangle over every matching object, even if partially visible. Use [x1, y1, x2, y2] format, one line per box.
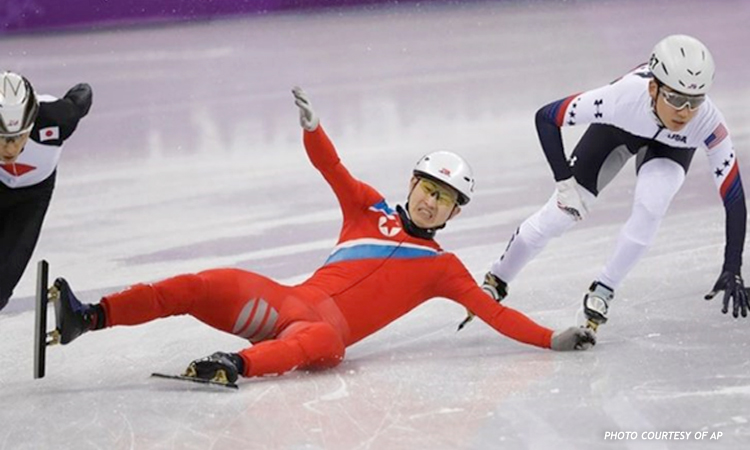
[292, 86, 319, 132]
[556, 177, 588, 221]
[551, 326, 596, 351]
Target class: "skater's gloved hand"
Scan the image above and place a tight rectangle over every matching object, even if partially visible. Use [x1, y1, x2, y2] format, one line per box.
[705, 270, 749, 318]
[64, 83, 93, 117]
[556, 177, 588, 221]
[292, 86, 319, 132]
[551, 326, 596, 351]
[186, 352, 245, 383]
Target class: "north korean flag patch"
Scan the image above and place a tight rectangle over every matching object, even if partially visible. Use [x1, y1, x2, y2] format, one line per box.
[39, 126, 60, 142]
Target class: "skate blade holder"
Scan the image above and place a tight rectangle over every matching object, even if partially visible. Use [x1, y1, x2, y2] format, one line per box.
[45, 285, 62, 346]
[183, 364, 232, 385]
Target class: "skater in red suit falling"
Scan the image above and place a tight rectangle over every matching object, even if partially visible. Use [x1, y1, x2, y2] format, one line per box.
[52, 87, 595, 385]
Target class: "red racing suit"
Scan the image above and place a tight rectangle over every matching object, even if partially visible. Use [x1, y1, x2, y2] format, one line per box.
[100, 126, 553, 377]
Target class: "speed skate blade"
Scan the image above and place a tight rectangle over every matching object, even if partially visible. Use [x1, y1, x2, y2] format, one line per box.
[151, 372, 239, 390]
[33, 260, 49, 379]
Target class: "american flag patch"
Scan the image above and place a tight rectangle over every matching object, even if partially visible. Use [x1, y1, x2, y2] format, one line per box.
[704, 123, 728, 150]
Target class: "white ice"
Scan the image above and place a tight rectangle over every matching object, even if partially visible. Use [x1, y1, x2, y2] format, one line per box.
[1, 1, 749, 449]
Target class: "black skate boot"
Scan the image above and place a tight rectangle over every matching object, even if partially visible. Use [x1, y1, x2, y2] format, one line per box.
[50, 278, 97, 345]
[457, 272, 509, 331]
[481, 272, 509, 302]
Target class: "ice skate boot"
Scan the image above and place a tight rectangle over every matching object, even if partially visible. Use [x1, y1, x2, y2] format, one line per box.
[481, 272, 509, 302]
[49, 278, 97, 345]
[582, 281, 614, 332]
[457, 272, 509, 331]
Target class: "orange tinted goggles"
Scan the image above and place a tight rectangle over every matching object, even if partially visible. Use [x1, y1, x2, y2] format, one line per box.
[417, 178, 458, 207]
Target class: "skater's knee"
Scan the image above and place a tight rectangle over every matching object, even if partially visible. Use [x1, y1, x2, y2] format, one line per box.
[296, 322, 346, 370]
[525, 199, 579, 241]
[635, 160, 683, 219]
[634, 195, 671, 222]
[624, 202, 666, 246]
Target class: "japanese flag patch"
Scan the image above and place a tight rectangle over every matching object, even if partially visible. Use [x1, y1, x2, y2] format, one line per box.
[39, 126, 60, 142]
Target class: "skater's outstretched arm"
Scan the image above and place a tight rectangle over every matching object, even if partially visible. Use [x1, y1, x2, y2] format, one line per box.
[293, 86, 383, 214]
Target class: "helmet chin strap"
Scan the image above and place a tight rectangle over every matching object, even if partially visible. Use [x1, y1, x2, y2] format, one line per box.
[650, 83, 668, 129]
[650, 101, 666, 128]
[396, 203, 444, 240]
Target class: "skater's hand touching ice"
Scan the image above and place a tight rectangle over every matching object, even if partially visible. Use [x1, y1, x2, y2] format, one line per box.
[551, 326, 596, 351]
[705, 271, 749, 318]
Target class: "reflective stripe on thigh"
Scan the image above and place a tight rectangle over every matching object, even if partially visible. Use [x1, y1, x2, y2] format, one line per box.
[232, 298, 279, 343]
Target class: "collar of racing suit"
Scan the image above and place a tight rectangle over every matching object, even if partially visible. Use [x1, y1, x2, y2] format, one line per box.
[396, 203, 442, 240]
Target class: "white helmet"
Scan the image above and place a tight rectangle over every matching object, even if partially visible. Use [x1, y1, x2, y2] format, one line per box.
[649, 35, 715, 95]
[0, 71, 39, 136]
[413, 151, 475, 205]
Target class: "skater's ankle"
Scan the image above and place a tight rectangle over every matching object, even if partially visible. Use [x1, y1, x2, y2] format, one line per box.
[84, 304, 106, 331]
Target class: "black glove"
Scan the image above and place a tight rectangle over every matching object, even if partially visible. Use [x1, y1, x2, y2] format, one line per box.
[185, 352, 244, 384]
[64, 83, 93, 117]
[705, 271, 749, 318]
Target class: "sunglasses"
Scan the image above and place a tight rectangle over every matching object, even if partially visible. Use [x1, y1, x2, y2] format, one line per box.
[659, 88, 705, 112]
[417, 178, 458, 207]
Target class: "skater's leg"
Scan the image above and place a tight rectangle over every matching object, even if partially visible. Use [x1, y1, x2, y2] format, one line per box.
[238, 321, 345, 377]
[101, 268, 296, 336]
[0, 176, 54, 311]
[581, 157, 686, 329]
[101, 272, 213, 327]
[598, 158, 686, 288]
[60, 268, 349, 380]
[491, 124, 632, 284]
[491, 192, 582, 283]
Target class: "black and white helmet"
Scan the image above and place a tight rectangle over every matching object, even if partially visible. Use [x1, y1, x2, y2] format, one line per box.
[649, 35, 715, 95]
[0, 71, 39, 136]
[413, 151, 475, 205]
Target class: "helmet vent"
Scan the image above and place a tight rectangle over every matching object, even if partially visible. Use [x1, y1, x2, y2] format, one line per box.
[1, 76, 23, 97]
[680, 47, 686, 57]
[661, 62, 669, 75]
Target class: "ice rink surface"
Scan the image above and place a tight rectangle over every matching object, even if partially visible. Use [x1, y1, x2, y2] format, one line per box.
[1, 0, 750, 448]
